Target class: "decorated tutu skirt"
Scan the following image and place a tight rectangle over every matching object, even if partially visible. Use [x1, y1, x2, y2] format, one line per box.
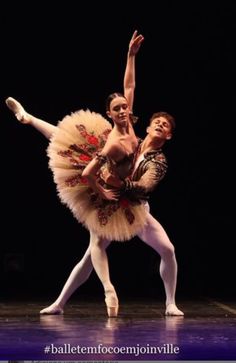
[47, 109, 147, 241]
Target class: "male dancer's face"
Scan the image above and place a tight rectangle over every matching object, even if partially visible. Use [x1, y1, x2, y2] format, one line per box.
[147, 116, 172, 142]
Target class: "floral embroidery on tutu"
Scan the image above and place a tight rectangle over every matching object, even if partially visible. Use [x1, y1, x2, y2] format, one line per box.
[91, 193, 139, 226]
[57, 123, 111, 187]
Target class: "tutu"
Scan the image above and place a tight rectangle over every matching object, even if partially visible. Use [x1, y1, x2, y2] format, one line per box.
[47, 109, 147, 241]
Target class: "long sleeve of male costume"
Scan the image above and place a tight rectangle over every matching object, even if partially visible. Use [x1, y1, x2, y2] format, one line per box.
[123, 151, 168, 198]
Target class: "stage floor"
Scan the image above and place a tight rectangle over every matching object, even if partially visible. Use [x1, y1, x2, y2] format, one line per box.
[0, 299, 236, 360]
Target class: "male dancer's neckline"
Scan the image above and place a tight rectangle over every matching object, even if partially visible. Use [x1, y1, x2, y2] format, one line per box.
[139, 141, 162, 157]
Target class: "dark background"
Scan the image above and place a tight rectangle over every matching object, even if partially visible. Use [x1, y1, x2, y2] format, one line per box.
[0, 2, 235, 302]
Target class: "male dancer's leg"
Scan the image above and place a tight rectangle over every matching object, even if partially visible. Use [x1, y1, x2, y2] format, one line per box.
[137, 212, 184, 316]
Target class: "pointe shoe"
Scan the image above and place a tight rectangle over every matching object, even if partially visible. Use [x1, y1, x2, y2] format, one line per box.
[5, 97, 30, 123]
[105, 290, 119, 318]
[165, 303, 184, 316]
[40, 303, 64, 315]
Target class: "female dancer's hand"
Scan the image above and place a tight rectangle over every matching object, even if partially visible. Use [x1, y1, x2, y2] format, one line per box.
[128, 30, 144, 56]
[98, 186, 120, 201]
[100, 168, 123, 188]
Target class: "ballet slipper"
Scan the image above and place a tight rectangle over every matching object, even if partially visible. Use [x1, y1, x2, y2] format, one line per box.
[165, 303, 184, 316]
[40, 303, 64, 315]
[105, 290, 119, 317]
[5, 97, 31, 124]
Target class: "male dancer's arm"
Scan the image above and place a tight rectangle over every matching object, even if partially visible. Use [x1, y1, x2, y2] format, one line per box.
[125, 153, 168, 195]
[104, 151, 168, 196]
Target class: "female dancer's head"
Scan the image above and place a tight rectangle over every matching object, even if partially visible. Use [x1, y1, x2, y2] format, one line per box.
[105, 92, 130, 128]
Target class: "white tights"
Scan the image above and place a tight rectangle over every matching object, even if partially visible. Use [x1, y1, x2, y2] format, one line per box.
[137, 213, 177, 306]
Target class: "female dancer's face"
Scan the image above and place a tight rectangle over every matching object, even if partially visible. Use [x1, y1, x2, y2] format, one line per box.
[107, 96, 130, 127]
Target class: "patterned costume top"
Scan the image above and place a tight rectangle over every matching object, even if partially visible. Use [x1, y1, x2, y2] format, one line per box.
[127, 144, 168, 199]
[47, 110, 148, 241]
